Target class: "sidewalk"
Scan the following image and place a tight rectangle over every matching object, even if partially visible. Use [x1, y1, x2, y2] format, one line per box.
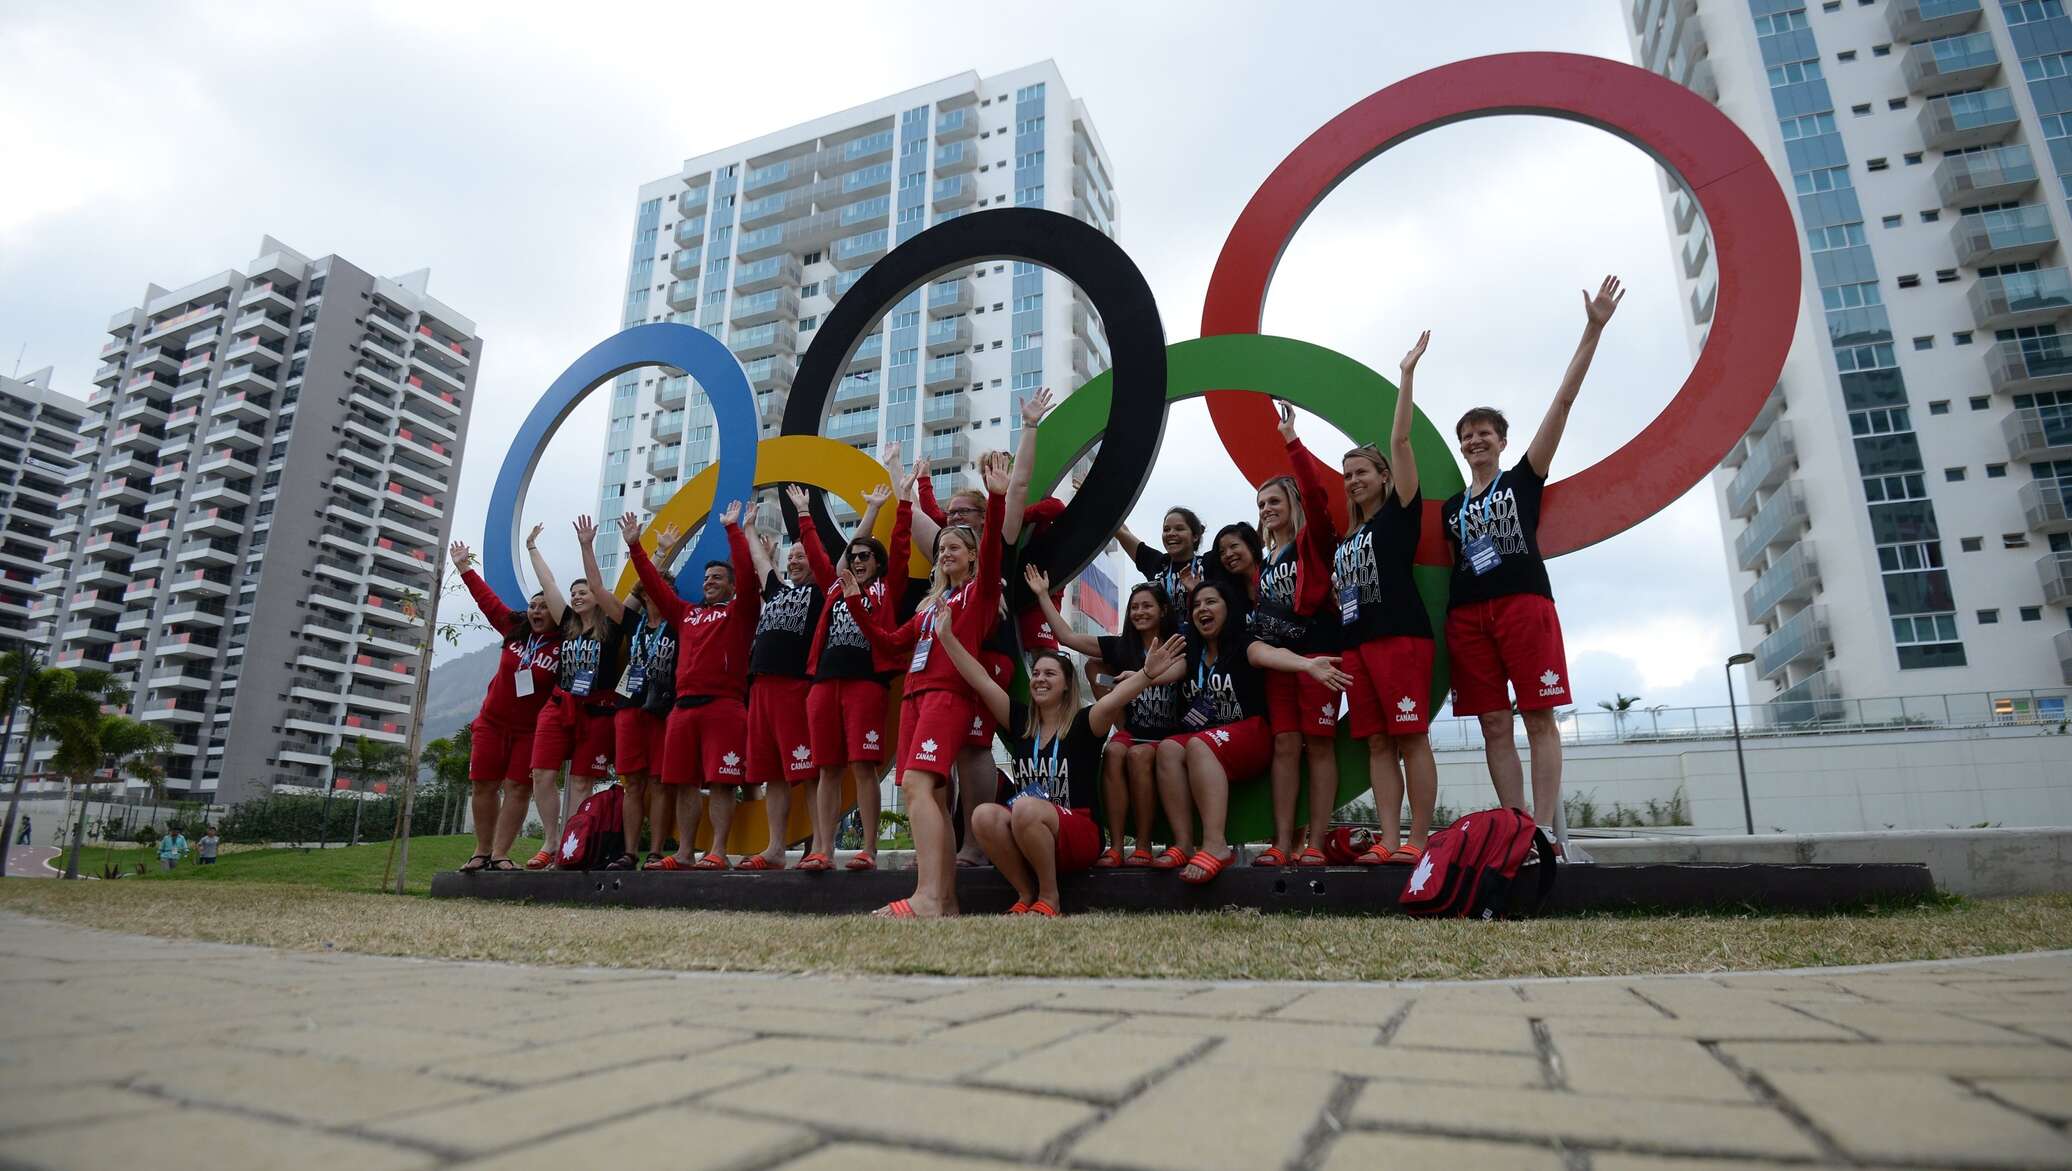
[0, 912, 2067, 1170]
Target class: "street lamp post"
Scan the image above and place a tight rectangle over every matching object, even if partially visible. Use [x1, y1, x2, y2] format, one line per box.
[1725, 652, 1756, 835]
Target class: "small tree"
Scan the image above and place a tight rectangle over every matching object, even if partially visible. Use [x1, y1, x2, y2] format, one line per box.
[421, 731, 472, 835]
[1597, 693, 1642, 739]
[328, 736, 406, 848]
[0, 659, 123, 877]
[51, 713, 171, 879]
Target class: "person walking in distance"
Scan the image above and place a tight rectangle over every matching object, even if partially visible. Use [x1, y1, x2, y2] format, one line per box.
[621, 502, 760, 870]
[1336, 331, 1440, 865]
[1442, 276, 1624, 842]
[449, 539, 561, 872]
[520, 519, 625, 869]
[197, 825, 219, 866]
[739, 498, 826, 870]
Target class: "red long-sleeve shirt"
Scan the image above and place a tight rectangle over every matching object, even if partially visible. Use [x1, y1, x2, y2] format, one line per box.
[1286, 437, 1341, 618]
[802, 504, 913, 677]
[628, 523, 760, 701]
[846, 491, 1004, 697]
[461, 569, 561, 727]
[918, 473, 1067, 652]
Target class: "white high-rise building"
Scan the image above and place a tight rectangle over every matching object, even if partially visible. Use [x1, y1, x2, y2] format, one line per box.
[1626, 0, 2072, 722]
[0, 369, 89, 644]
[594, 61, 1129, 630]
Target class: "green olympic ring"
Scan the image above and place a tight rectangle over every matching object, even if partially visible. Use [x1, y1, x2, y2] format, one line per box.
[1027, 333, 1464, 843]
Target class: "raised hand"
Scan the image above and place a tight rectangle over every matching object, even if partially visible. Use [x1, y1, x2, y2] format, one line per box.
[837, 566, 861, 597]
[572, 515, 597, 545]
[785, 484, 811, 512]
[881, 439, 904, 479]
[981, 452, 1011, 495]
[655, 521, 683, 556]
[1024, 564, 1051, 595]
[862, 481, 891, 507]
[1143, 634, 1186, 678]
[1307, 655, 1353, 693]
[1019, 386, 1053, 427]
[719, 499, 743, 527]
[898, 462, 921, 501]
[618, 512, 643, 545]
[525, 522, 543, 551]
[448, 541, 474, 570]
[1275, 400, 1297, 443]
[1583, 275, 1624, 328]
[1401, 330, 1430, 376]
[1178, 563, 1201, 593]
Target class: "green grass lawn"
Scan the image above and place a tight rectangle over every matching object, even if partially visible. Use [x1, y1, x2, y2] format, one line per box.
[47, 834, 545, 896]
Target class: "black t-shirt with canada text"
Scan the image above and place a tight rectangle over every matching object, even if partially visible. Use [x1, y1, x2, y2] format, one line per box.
[1096, 634, 1180, 740]
[1180, 627, 1266, 728]
[557, 615, 622, 704]
[1251, 542, 1333, 653]
[1441, 456, 1553, 608]
[750, 572, 821, 678]
[1001, 701, 1103, 811]
[1334, 489, 1432, 643]
[1132, 544, 1201, 605]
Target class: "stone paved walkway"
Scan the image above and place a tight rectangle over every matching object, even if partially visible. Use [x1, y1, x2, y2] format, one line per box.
[2, 913, 2070, 1170]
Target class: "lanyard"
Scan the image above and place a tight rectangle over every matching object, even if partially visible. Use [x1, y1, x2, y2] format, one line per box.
[1457, 470, 1506, 547]
[516, 634, 544, 669]
[1193, 648, 1215, 694]
[1031, 716, 1065, 782]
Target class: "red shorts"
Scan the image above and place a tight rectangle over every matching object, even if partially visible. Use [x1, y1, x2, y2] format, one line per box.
[1445, 594, 1571, 716]
[1167, 715, 1272, 780]
[467, 718, 533, 783]
[898, 689, 976, 779]
[1266, 659, 1340, 738]
[747, 676, 817, 784]
[530, 692, 614, 778]
[965, 651, 1015, 748]
[613, 706, 668, 778]
[1052, 804, 1102, 871]
[1343, 635, 1437, 738]
[661, 698, 747, 788]
[808, 677, 888, 766]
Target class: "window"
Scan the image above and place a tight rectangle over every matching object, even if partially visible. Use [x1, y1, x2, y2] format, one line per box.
[1851, 103, 1872, 116]
[798, 316, 818, 332]
[1888, 98, 1908, 111]
[1851, 406, 1912, 435]
[1878, 542, 1944, 573]
[1882, 214, 1904, 228]
[1781, 113, 1838, 140]
[2021, 606, 2044, 621]
[1836, 48, 1857, 61]
[1753, 9, 1810, 35]
[1936, 269, 1958, 283]
[1986, 463, 2008, 478]
[1770, 60, 1825, 85]
[1892, 613, 1958, 645]
[801, 251, 822, 266]
[2004, 533, 2031, 548]
[1929, 400, 1951, 415]
[1823, 0, 1840, 9]
[1822, 281, 1882, 310]
[1911, 333, 1932, 348]
[1921, 210, 1941, 224]
[1872, 43, 1891, 56]
[1900, 276, 1923, 290]
[1904, 152, 1923, 166]
[1955, 331, 1974, 345]
[1970, 395, 1992, 410]
[1946, 467, 1967, 481]
[1866, 158, 1890, 172]
[1807, 223, 1866, 251]
[799, 282, 820, 298]
[2006, 0, 2067, 24]
[1960, 536, 1984, 552]
[1977, 609, 2000, 624]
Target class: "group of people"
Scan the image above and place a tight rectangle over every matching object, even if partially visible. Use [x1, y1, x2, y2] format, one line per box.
[454, 276, 1625, 918]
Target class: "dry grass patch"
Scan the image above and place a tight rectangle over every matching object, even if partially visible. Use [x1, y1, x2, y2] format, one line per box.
[2, 881, 2067, 981]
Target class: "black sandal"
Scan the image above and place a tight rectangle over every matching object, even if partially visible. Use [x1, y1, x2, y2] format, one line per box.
[460, 854, 491, 873]
[604, 853, 638, 871]
[487, 858, 520, 871]
[643, 852, 662, 867]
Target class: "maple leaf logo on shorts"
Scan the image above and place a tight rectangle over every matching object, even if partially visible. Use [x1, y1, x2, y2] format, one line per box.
[1210, 729, 1230, 744]
[920, 738, 938, 754]
[722, 751, 740, 768]
[864, 730, 879, 744]
[1397, 696, 1416, 713]
[791, 745, 810, 762]
[1540, 670, 1561, 688]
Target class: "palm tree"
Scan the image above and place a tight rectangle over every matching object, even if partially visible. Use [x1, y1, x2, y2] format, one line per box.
[421, 731, 472, 835]
[1598, 692, 1643, 740]
[50, 712, 170, 879]
[327, 736, 406, 848]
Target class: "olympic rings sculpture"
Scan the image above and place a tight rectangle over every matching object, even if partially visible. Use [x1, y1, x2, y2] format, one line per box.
[482, 52, 1798, 840]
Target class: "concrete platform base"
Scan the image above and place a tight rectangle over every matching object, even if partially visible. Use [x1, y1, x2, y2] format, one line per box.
[430, 861, 1933, 915]
[1581, 827, 2072, 897]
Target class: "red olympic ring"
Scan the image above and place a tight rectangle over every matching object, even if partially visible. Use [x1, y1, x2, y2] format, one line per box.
[1200, 52, 1799, 558]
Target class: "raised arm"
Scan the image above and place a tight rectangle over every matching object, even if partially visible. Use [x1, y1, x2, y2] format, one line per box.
[887, 498, 914, 590]
[620, 512, 684, 624]
[524, 523, 566, 623]
[573, 516, 624, 622]
[721, 501, 760, 629]
[1002, 387, 1051, 543]
[854, 481, 890, 545]
[932, 610, 1009, 729]
[1089, 635, 1185, 737]
[744, 500, 776, 586]
[1279, 404, 1338, 547]
[909, 468, 942, 556]
[1247, 640, 1352, 692]
[972, 460, 1010, 623]
[1390, 331, 1427, 505]
[1023, 565, 1102, 657]
[449, 541, 517, 630]
[793, 487, 838, 591]
[1115, 522, 1146, 564]
[1526, 276, 1623, 477]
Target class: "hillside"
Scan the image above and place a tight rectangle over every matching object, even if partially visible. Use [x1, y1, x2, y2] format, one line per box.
[420, 641, 499, 745]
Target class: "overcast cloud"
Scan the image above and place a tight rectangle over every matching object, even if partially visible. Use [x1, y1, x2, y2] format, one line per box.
[2, 0, 1747, 712]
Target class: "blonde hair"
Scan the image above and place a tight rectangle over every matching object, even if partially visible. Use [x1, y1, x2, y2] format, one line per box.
[947, 488, 985, 514]
[1257, 475, 1306, 555]
[921, 524, 982, 615]
[1343, 445, 1392, 527]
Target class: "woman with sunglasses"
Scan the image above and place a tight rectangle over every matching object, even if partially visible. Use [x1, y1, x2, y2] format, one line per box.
[795, 469, 910, 872]
[1253, 403, 1345, 869]
[1336, 331, 1442, 865]
[520, 517, 626, 869]
[1023, 568, 1182, 867]
[840, 452, 1011, 918]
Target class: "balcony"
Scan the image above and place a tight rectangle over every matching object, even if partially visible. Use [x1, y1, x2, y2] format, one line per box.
[932, 175, 975, 212]
[1754, 606, 1832, 681]
[831, 229, 889, 270]
[741, 188, 807, 228]
[1725, 422, 1795, 519]
[837, 163, 892, 200]
[204, 420, 266, 451]
[827, 410, 879, 441]
[2020, 477, 2072, 535]
[743, 156, 809, 195]
[163, 601, 226, 629]
[757, 388, 787, 425]
[140, 698, 207, 725]
[928, 281, 973, 317]
[1889, 0, 1981, 41]
[643, 480, 678, 510]
[1934, 144, 2036, 208]
[743, 355, 794, 393]
[922, 431, 971, 467]
[1968, 267, 2072, 329]
[1743, 540, 1819, 625]
[1952, 204, 2056, 268]
[733, 255, 802, 294]
[674, 216, 704, 248]
[647, 444, 681, 477]
[177, 539, 240, 567]
[933, 141, 976, 175]
[922, 354, 970, 391]
[1902, 32, 1999, 94]
[922, 393, 971, 427]
[728, 322, 796, 362]
[168, 569, 232, 597]
[925, 317, 971, 354]
[834, 129, 893, 167]
[1918, 86, 2018, 150]
[832, 373, 881, 409]
[731, 288, 799, 328]
[1680, 230, 1710, 280]
[665, 280, 697, 311]
[219, 363, 279, 394]
[191, 479, 251, 509]
[652, 411, 684, 442]
[936, 106, 977, 141]
[670, 248, 701, 281]
[847, 333, 883, 372]
[1987, 342, 2072, 395]
[2041, 551, 2072, 606]
[211, 391, 270, 424]
[1771, 669, 1845, 725]
[2005, 407, 2072, 461]
[223, 334, 284, 366]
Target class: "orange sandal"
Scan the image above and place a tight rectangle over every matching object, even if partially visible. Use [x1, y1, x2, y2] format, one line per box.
[738, 854, 781, 870]
[1092, 847, 1124, 868]
[1007, 900, 1031, 915]
[692, 852, 730, 870]
[646, 855, 694, 871]
[798, 853, 832, 871]
[1251, 846, 1289, 867]
[1180, 849, 1237, 885]
[872, 899, 917, 919]
[1124, 848, 1157, 867]
[1295, 847, 1328, 868]
[844, 852, 877, 871]
[523, 849, 554, 870]
[1353, 848, 1389, 866]
[1149, 845, 1189, 870]
[1027, 900, 1060, 917]
[1386, 844, 1424, 865]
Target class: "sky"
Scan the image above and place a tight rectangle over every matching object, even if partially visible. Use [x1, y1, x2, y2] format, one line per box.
[0, 0, 1752, 713]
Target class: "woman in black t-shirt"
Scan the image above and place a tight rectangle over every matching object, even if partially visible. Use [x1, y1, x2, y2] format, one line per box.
[520, 517, 624, 869]
[1210, 522, 1263, 604]
[1118, 506, 1207, 613]
[1335, 331, 1440, 865]
[1023, 568, 1181, 867]
[1144, 579, 1351, 885]
[931, 613, 1184, 916]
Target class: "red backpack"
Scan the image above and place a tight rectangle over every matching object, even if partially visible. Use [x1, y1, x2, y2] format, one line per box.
[554, 785, 625, 871]
[1397, 807, 1556, 919]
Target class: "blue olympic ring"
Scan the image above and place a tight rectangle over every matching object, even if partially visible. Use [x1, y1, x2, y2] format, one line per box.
[482, 322, 758, 601]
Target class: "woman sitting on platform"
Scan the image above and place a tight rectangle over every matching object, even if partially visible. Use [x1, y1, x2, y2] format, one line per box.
[927, 608, 1184, 915]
